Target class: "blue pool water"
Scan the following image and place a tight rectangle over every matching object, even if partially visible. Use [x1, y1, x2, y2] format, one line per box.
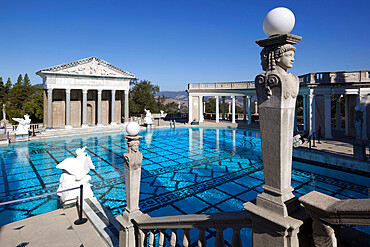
[0, 127, 369, 244]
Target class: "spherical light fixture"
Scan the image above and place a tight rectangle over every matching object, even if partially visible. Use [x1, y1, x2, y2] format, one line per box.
[126, 122, 140, 136]
[355, 105, 363, 111]
[263, 7, 295, 37]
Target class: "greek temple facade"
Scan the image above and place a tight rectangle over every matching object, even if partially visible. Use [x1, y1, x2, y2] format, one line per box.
[36, 57, 135, 129]
[187, 70, 370, 140]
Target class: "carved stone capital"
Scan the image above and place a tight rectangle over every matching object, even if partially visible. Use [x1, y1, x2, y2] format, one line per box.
[124, 135, 143, 170]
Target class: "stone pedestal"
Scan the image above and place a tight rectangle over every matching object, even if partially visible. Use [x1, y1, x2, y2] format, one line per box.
[116, 134, 144, 247]
[244, 33, 304, 247]
[353, 140, 366, 161]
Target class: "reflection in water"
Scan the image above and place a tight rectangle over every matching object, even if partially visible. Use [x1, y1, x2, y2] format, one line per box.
[144, 129, 154, 147]
[232, 130, 236, 153]
[216, 129, 219, 151]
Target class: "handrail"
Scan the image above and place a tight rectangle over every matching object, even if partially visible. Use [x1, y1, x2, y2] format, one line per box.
[0, 186, 80, 206]
[0, 185, 87, 225]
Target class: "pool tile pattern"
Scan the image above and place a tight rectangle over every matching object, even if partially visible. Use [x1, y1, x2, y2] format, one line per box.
[0, 127, 369, 246]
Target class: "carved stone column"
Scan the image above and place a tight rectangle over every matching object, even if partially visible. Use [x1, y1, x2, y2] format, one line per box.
[111, 89, 116, 125]
[215, 96, 219, 123]
[65, 89, 72, 129]
[47, 88, 53, 128]
[188, 95, 193, 123]
[244, 33, 304, 247]
[222, 96, 225, 120]
[231, 96, 236, 123]
[248, 96, 252, 125]
[309, 89, 316, 136]
[124, 90, 129, 123]
[97, 89, 102, 126]
[199, 96, 203, 123]
[82, 89, 88, 128]
[243, 96, 247, 121]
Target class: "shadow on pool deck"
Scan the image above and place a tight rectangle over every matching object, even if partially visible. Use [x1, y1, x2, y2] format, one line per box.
[0, 206, 107, 247]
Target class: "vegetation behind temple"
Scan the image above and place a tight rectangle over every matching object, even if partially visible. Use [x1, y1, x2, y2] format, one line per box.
[0, 74, 43, 124]
[129, 79, 184, 115]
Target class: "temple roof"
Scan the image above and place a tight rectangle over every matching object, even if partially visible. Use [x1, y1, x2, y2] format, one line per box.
[36, 57, 135, 78]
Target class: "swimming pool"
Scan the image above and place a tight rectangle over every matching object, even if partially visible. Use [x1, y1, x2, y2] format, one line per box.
[0, 127, 368, 241]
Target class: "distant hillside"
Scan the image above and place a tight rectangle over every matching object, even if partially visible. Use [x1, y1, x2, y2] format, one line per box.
[156, 91, 188, 101]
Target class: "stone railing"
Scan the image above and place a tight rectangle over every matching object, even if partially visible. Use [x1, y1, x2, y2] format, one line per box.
[299, 70, 370, 84]
[188, 81, 255, 90]
[132, 211, 251, 247]
[299, 191, 370, 246]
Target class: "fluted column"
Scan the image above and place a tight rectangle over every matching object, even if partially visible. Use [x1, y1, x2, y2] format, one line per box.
[231, 96, 236, 123]
[309, 90, 316, 136]
[65, 89, 72, 129]
[243, 96, 247, 121]
[199, 96, 203, 122]
[82, 89, 88, 128]
[215, 96, 219, 123]
[97, 89, 102, 126]
[47, 88, 53, 128]
[324, 93, 332, 138]
[222, 96, 225, 120]
[247, 96, 252, 125]
[124, 90, 129, 122]
[111, 89, 116, 125]
[188, 95, 193, 123]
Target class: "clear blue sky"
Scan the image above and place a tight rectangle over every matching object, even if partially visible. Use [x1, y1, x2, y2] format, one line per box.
[0, 0, 369, 91]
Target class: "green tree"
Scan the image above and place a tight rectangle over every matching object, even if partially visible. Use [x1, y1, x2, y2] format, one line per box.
[23, 88, 43, 123]
[129, 79, 160, 115]
[23, 73, 31, 86]
[15, 74, 23, 86]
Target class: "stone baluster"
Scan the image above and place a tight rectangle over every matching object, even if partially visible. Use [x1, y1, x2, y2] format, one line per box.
[198, 228, 206, 247]
[148, 230, 155, 247]
[231, 227, 242, 247]
[170, 229, 177, 247]
[158, 229, 165, 247]
[138, 229, 146, 247]
[215, 228, 224, 247]
[183, 229, 190, 247]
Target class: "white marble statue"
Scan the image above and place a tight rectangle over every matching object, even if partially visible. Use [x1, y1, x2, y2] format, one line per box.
[160, 110, 165, 118]
[56, 147, 95, 204]
[12, 115, 31, 135]
[144, 109, 154, 125]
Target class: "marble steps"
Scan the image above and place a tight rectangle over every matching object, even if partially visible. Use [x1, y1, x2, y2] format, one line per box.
[82, 197, 120, 247]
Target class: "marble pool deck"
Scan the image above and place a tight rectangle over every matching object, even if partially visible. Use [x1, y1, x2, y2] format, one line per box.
[0, 206, 106, 247]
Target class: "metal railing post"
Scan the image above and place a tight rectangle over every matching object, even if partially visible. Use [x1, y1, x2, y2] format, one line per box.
[74, 184, 87, 225]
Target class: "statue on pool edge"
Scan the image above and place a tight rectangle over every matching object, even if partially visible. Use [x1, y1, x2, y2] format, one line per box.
[57, 146, 95, 204]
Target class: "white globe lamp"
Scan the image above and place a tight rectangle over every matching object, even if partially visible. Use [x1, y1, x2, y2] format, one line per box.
[263, 7, 295, 37]
[126, 122, 140, 136]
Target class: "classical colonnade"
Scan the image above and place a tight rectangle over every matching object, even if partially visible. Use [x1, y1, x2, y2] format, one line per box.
[187, 71, 370, 140]
[45, 88, 129, 128]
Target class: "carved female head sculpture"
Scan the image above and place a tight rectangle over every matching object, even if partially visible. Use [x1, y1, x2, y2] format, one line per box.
[260, 44, 296, 72]
[128, 140, 140, 153]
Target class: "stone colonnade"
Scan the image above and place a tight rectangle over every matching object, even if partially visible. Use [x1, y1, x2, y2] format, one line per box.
[188, 94, 256, 124]
[45, 88, 129, 128]
[299, 88, 369, 140]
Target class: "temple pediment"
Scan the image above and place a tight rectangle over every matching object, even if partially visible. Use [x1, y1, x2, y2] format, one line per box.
[37, 57, 135, 78]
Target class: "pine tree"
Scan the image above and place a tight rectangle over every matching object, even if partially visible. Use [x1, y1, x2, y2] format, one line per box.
[16, 74, 23, 86]
[23, 73, 31, 86]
